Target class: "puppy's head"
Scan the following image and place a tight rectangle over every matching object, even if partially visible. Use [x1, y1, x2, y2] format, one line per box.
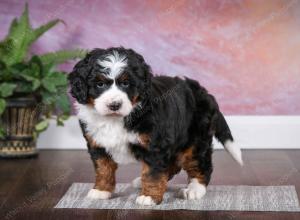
[68, 47, 152, 117]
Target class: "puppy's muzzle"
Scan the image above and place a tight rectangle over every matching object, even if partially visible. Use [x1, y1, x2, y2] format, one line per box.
[107, 101, 122, 111]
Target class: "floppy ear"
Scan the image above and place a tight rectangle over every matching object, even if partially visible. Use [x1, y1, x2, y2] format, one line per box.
[141, 61, 152, 99]
[68, 55, 91, 104]
[127, 49, 153, 99]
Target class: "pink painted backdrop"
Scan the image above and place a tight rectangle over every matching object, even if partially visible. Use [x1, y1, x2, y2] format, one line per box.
[1, 0, 300, 115]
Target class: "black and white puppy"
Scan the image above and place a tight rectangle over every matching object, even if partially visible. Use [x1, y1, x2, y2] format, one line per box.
[68, 47, 243, 206]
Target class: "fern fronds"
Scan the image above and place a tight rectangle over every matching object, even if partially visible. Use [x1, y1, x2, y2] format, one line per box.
[39, 49, 88, 65]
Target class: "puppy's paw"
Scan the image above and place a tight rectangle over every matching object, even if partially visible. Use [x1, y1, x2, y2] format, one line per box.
[179, 178, 206, 200]
[86, 189, 111, 200]
[131, 177, 141, 188]
[136, 195, 156, 206]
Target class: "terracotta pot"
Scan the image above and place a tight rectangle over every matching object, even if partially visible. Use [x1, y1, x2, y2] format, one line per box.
[0, 97, 41, 158]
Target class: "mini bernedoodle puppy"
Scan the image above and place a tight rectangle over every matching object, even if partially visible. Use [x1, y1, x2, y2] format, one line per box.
[68, 47, 243, 206]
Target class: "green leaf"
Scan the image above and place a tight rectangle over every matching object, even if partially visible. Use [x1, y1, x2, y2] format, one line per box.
[19, 3, 30, 31]
[0, 61, 10, 81]
[15, 81, 34, 93]
[41, 90, 56, 105]
[41, 72, 67, 92]
[28, 56, 43, 77]
[56, 114, 70, 126]
[18, 69, 41, 91]
[35, 120, 49, 132]
[0, 39, 14, 58]
[19, 72, 35, 82]
[0, 125, 5, 139]
[56, 93, 70, 114]
[56, 118, 64, 126]
[8, 18, 19, 36]
[0, 60, 6, 70]
[30, 19, 61, 43]
[32, 80, 41, 91]
[0, 98, 6, 115]
[41, 80, 57, 93]
[48, 72, 67, 86]
[0, 3, 86, 70]
[60, 114, 70, 120]
[0, 83, 17, 97]
[57, 116, 65, 126]
[39, 49, 88, 65]
[1, 3, 31, 65]
[10, 62, 28, 75]
[42, 62, 55, 76]
[0, 4, 61, 65]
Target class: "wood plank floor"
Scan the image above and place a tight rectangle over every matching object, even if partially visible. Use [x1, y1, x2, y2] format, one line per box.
[1, 150, 300, 220]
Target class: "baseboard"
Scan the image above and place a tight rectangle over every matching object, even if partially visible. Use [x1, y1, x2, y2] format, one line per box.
[37, 116, 300, 149]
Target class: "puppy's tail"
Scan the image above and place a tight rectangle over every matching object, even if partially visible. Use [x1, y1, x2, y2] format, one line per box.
[185, 77, 243, 166]
[214, 112, 243, 166]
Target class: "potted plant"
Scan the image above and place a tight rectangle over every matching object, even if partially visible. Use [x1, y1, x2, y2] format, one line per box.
[0, 4, 87, 158]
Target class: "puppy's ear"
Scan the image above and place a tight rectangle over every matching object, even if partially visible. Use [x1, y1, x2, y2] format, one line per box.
[127, 49, 153, 98]
[141, 61, 152, 98]
[68, 55, 91, 104]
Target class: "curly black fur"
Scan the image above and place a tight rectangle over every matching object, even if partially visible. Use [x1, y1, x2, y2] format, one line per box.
[69, 47, 235, 186]
[68, 47, 152, 105]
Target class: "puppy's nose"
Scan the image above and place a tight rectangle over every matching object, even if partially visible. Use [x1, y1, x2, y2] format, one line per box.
[108, 101, 122, 111]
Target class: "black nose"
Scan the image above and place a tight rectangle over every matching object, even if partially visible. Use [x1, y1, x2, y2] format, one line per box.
[108, 101, 122, 111]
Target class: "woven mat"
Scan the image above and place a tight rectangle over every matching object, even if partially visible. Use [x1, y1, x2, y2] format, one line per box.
[55, 183, 300, 211]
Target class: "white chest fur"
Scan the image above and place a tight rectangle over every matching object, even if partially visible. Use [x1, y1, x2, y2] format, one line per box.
[76, 103, 139, 164]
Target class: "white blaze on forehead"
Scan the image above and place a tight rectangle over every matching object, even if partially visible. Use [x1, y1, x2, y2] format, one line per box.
[97, 50, 127, 79]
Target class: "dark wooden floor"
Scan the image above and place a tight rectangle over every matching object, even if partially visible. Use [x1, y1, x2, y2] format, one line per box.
[1, 150, 300, 220]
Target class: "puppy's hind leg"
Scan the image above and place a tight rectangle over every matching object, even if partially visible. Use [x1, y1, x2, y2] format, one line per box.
[179, 145, 213, 200]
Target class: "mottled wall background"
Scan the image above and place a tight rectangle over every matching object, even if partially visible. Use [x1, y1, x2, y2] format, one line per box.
[0, 0, 300, 115]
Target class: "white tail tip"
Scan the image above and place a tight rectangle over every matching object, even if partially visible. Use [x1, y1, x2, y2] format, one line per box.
[224, 140, 243, 166]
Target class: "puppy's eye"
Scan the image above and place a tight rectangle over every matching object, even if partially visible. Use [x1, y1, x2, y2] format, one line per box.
[96, 82, 105, 88]
[120, 81, 130, 88]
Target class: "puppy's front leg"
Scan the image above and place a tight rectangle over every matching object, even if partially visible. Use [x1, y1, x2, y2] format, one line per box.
[136, 162, 168, 206]
[87, 148, 118, 200]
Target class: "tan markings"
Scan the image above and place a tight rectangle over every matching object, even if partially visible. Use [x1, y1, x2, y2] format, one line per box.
[84, 135, 117, 192]
[87, 97, 95, 106]
[138, 133, 150, 148]
[131, 95, 139, 105]
[178, 146, 206, 185]
[94, 157, 118, 192]
[96, 74, 109, 81]
[85, 134, 98, 148]
[118, 73, 129, 81]
[140, 162, 168, 204]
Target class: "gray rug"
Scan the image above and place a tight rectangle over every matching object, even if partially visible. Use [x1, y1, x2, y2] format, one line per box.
[55, 183, 300, 211]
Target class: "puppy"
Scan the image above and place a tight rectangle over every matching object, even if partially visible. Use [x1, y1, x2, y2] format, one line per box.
[68, 47, 243, 206]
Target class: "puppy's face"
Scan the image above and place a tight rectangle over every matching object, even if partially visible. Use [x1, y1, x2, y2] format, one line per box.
[69, 48, 152, 117]
[91, 51, 137, 116]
